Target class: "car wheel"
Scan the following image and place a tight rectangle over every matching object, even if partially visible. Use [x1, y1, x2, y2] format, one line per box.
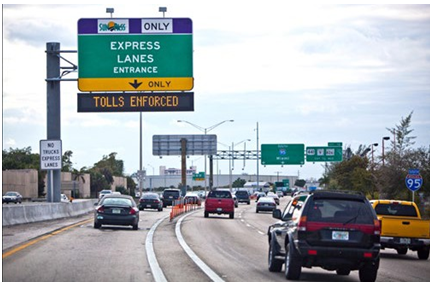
[285, 242, 301, 280]
[336, 269, 350, 275]
[94, 222, 101, 229]
[256, 209, 259, 213]
[417, 248, 429, 260]
[132, 224, 138, 230]
[397, 248, 407, 255]
[158, 207, 163, 212]
[204, 211, 209, 218]
[247, 201, 250, 205]
[229, 212, 234, 219]
[358, 259, 379, 282]
[268, 239, 283, 272]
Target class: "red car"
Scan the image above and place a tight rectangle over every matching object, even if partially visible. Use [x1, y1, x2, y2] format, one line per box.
[204, 190, 235, 219]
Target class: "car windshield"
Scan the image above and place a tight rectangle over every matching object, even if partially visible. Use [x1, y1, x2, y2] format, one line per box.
[5, 192, 17, 196]
[102, 197, 133, 207]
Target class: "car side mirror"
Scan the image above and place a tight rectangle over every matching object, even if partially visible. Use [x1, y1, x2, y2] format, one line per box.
[272, 209, 282, 219]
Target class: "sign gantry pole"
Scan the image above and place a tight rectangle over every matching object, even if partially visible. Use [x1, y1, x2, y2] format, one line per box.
[45, 42, 62, 202]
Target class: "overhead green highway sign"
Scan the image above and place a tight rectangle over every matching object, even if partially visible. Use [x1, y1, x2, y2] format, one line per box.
[306, 146, 343, 162]
[261, 144, 305, 165]
[78, 18, 193, 92]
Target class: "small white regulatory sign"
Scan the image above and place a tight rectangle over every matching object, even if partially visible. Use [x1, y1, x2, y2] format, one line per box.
[40, 140, 62, 170]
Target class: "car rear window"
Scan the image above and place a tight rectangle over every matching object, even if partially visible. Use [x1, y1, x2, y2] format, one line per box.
[374, 203, 418, 217]
[163, 190, 180, 197]
[208, 191, 232, 199]
[307, 198, 374, 224]
[143, 194, 158, 199]
[103, 198, 133, 206]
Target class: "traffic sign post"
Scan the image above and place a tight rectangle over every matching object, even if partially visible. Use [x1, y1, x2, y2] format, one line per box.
[78, 18, 193, 92]
[306, 146, 343, 162]
[405, 169, 423, 202]
[261, 144, 305, 165]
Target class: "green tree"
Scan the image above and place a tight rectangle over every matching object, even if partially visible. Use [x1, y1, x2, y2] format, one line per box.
[232, 178, 246, 188]
[62, 150, 74, 172]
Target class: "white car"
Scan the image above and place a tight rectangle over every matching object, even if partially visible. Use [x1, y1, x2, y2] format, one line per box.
[98, 190, 113, 200]
[61, 194, 69, 203]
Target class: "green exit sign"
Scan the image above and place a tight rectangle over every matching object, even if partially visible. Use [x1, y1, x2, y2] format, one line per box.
[193, 172, 205, 181]
[261, 144, 305, 165]
[306, 146, 343, 162]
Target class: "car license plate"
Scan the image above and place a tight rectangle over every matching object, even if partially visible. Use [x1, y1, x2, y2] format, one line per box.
[146, 204, 152, 208]
[332, 231, 349, 240]
[112, 209, 121, 214]
[217, 208, 223, 212]
[400, 238, 411, 244]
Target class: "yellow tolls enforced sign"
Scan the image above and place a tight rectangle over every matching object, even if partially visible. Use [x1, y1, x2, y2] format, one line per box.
[77, 92, 194, 112]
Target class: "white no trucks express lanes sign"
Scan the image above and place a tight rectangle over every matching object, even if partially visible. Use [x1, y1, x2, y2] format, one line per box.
[40, 140, 62, 170]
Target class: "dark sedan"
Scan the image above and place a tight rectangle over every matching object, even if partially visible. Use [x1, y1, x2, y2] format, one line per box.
[94, 194, 139, 230]
[256, 197, 277, 213]
[139, 192, 163, 211]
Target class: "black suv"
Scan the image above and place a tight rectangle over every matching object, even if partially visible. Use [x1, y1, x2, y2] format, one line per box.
[162, 189, 181, 207]
[234, 190, 251, 205]
[267, 190, 381, 282]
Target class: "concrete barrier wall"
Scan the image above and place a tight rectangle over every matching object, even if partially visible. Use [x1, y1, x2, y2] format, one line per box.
[2, 199, 97, 226]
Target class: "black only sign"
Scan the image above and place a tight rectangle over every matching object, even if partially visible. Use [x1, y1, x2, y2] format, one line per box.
[77, 92, 194, 112]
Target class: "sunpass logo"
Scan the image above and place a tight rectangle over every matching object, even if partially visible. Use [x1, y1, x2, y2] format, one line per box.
[98, 19, 129, 33]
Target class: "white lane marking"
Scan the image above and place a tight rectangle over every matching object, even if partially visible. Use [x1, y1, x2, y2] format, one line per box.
[176, 212, 225, 282]
[146, 215, 169, 282]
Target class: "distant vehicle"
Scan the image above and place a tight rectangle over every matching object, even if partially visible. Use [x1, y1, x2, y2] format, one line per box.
[370, 199, 430, 260]
[139, 192, 163, 211]
[256, 197, 277, 213]
[94, 194, 139, 230]
[2, 191, 22, 204]
[204, 189, 235, 219]
[268, 190, 381, 282]
[291, 189, 308, 197]
[184, 194, 201, 206]
[233, 194, 239, 208]
[61, 194, 70, 203]
[162, 189, 181, 207]
[266, 192, 280, 205]
[276, 191, 284, 198]
[255, 192, 266, 202]
[98, 190, 113, 200]
[112, 191, 121, 195]
[235, 190, 251, 204]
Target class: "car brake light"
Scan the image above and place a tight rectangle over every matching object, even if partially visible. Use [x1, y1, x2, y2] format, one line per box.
[97, 206, 105, 213]
[374, 219, 381, 235]
[298, 216, 307, 231]
[363, 252, 373, 258]
[129, 208, 137, 215]
[308, 250, 317, 255]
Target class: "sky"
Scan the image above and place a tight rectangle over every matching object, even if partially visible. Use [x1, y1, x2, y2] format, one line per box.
[2, 3, 430, 181]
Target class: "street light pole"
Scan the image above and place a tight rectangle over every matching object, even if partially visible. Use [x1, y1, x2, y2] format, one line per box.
[371, 143, 379, 169]
[382, 137, 390, 166]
